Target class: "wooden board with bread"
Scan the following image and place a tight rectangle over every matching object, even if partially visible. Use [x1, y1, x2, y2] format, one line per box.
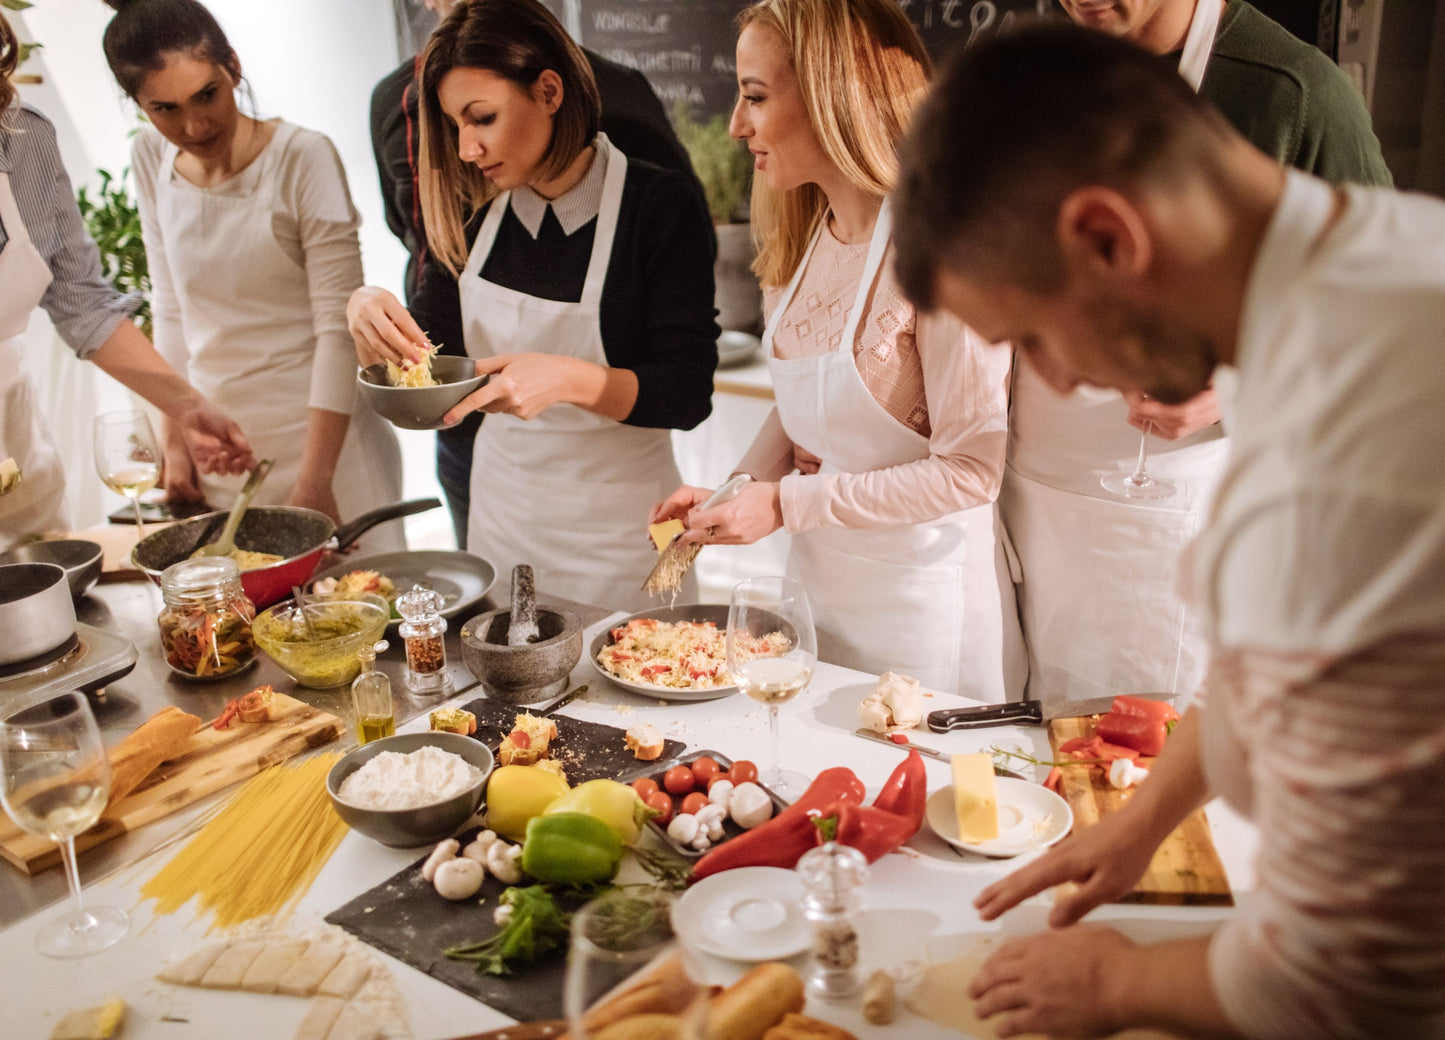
[1048, 715, 1231, 906]
[0, 691, 345, 875]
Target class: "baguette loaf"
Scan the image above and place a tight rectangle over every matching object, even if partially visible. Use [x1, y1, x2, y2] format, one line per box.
[561, 955, 705, 1039]
[591, 1014, 683, 1040]
[108, 707, 200, 807]
[762, 1013, 859, 1040]
[705, 962, 805, 1040]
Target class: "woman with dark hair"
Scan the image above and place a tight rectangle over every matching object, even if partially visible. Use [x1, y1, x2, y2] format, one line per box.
[101, 0, 403, 541]
[0, 10, 252, 549]
[347, 0, 717, 608]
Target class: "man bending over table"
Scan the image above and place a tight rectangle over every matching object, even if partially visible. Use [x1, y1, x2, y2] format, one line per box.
[892, 22, 1445, 1040]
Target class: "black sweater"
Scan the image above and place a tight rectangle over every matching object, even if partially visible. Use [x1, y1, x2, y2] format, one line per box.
[409, 155, 719, 432]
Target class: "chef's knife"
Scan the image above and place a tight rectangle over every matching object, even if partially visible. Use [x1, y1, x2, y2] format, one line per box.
[852, 728, 1029, 780]
[927, 693, 1177, 732]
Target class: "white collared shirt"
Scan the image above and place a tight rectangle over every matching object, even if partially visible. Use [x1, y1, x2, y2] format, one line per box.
[507, 141, 607, 239]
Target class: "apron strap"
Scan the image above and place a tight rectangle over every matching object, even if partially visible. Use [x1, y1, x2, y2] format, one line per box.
[580, 134, 626, 309]
[0, 172, 33, 249]
[838, 198, 894, 358]
[763, 211, 830, 351]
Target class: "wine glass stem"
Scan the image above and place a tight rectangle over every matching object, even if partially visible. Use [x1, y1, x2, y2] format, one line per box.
[767, 704, 782, 783]
[1130, 422, 1154, 484]
[128, 492, 146, 541]
[59, 836, 88, 929]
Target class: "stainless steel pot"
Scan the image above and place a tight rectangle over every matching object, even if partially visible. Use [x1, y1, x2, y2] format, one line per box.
[0, 562, 77, 666]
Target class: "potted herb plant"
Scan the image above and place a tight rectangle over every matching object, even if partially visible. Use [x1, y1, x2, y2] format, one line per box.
[75, 168, 152, 337]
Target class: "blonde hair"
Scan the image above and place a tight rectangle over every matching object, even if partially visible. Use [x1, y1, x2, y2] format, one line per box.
[0, 12, 19, 119]
[417, 0, 600, 275]
[738, 0, 931, 287]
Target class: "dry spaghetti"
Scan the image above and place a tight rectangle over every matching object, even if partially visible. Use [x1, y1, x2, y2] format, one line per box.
[140, 754, 347, 930]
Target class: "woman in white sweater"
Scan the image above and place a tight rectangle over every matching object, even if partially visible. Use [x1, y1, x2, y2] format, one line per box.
[101, 0, 402, 540]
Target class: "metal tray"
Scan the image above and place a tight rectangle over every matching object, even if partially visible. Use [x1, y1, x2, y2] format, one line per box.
[619, 749, 790, 859]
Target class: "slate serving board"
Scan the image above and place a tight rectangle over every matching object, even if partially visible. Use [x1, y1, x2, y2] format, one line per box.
[326, 710, 685, 1018]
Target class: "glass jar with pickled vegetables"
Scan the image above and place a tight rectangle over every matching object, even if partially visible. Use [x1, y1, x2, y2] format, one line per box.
[158, 557, 257, 680]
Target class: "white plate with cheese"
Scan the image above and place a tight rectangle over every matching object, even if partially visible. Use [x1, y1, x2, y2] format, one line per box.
[926, 778, 1072, 859]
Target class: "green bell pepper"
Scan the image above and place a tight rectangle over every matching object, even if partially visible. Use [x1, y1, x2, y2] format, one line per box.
[521, 811, 623, 886]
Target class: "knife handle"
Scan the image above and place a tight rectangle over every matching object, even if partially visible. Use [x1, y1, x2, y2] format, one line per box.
[927, 701, 1045, 732]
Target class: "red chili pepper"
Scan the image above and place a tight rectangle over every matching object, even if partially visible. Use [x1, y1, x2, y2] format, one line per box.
[1110, 695, 1180, 725]
[213, 699, 242, 730]
[690, 766, 866, 882]
[1044, 767, 1063, 794]
[811, 750, 928, 863]
[1096, 713, 1170, 756]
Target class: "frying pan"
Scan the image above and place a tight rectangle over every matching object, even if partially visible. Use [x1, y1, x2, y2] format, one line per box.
[130, 499, 442, 609]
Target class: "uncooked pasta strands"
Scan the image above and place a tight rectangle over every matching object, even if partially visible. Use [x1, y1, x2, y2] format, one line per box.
[140, 754, 347, 931]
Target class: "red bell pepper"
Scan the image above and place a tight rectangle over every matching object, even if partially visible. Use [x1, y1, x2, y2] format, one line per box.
[812, 750, 928, 863]
[1058, 735, 1138, 761]
[1095, 696, 1180, 756]
[690, 766, 866, 882]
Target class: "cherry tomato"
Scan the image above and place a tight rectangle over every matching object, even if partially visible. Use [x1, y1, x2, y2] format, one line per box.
[690, 756, 722, 785]
[663, 765, 695, 795]
[644, 790, 673, 825]
[729, 760, 759, 785]
[631, 777, 660, 800]
[679, 792, 710, 817]
[706, 772, 732, 792]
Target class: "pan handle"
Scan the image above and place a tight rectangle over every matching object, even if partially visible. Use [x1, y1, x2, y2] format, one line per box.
[333, 498, 442, 550]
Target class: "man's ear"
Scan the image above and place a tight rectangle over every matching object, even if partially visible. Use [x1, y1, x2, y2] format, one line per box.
[534, 69, 564, 115]
[1057, 186, 1152, 282]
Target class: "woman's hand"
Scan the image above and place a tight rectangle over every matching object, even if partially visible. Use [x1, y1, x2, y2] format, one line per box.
[680, 481, 783, 547]
[969, 925, 1137, 1038]
[793, 444, 822, 475]
[161, 425, 206, 507]
[443, 354, 593, 423]
[286, 479, 342, 525]
[174, 398, 255, 477]
[651, 485, 712, 525]
[347, 285, 431, 367]
[1124, 387, 1220, 440]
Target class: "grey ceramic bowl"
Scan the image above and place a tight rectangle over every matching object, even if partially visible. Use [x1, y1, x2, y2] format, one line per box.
[327, 731, 494, 847]
[357, 355, 488, 431]
[0, 539, 104, 600]
[460, 607, 582, 705]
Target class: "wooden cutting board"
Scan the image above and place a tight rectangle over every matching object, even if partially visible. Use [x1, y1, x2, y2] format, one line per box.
[0, 692, 345, 875]
[1048, 716, 1232, 906]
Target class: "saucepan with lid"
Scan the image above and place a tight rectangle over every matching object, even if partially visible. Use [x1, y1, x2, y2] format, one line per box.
[131, 499, 442, 610]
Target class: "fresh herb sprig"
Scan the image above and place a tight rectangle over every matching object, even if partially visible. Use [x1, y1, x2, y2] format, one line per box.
[630, 845, 692, 891]
[989, 744, 1111, 771]
[445, 885, 571, 977]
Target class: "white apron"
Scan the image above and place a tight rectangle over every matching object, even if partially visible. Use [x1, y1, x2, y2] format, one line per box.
[0, 170, 71, 548]
[1000, 0, 1225, 703]
[767, 202, 1023, 698]
[153, 124, 402, 543]
[461, 136, 688, 611]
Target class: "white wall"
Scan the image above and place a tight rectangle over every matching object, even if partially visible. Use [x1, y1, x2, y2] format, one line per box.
[14, 0, 452, 544]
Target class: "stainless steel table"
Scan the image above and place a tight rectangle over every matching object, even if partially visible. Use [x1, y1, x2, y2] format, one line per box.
[0, 577, 609, 927]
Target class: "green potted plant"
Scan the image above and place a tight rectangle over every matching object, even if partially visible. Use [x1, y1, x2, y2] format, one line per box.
[75, 168, 152, 337]
[673, 102, 760, 334]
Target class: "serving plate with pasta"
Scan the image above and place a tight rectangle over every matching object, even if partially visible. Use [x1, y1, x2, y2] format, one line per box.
[590, 604, 789, 703]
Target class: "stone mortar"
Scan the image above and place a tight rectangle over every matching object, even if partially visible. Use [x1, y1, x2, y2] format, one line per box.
[459, 607, 582, 704]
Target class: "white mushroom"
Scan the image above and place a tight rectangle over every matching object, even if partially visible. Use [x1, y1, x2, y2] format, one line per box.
[688, 829, 712, 851]
[708, 779, 734, 807]
[485, 840, 524, 884]
[1108, 758, 1151, 790]
[421, 838, 460, 882]
[729, 783, 774, 829]
[666, 813, 701, 845]
[695, 803, 728, 840]
[433, 857, 485, 900]
[462, 830, 499, 864]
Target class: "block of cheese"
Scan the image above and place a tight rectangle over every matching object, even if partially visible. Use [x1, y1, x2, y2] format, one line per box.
[951, 753, 999, 843]
[648, 519, 685, 553]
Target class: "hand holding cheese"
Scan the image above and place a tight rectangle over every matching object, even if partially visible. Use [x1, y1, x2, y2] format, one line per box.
[951, 753, 999, 843]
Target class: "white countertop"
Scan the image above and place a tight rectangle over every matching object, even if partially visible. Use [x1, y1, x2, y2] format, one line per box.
[1, 612, 1258, 1040]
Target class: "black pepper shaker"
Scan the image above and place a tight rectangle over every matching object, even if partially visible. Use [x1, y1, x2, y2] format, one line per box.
[797, 840, 869, 999]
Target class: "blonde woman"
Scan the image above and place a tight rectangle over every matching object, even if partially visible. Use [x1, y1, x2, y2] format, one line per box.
[653, 0, 1023, 698]
[346, 0, 717, 608]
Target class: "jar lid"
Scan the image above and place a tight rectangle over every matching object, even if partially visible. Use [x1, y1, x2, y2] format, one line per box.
[395, 584, 444, 620]
[161, 556, 240, 591]
[796, 841, 869, 908]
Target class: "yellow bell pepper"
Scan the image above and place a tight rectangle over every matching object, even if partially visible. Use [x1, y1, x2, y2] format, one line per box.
[485, 765, 570, 842]
[542, 778, 655, 845]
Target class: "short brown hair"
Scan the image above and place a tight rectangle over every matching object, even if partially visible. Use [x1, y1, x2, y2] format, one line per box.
[418, 0, 601, 275]
[894, 22, 1233, 307]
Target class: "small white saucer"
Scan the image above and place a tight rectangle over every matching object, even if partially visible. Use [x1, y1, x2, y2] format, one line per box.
[672, 866, 809, 961]
[926, 778, 1073, 858]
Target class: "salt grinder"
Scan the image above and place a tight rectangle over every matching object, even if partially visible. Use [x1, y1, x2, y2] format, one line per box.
[395, 585, 453, 697]
[796, 841, 869, 998]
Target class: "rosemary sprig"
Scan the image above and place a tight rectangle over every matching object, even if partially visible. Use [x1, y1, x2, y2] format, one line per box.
[989, 744, 1111, 770]
[631, 845, 692, 891]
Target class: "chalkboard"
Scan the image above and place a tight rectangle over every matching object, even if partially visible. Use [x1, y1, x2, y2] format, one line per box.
[899, 0, 1059, 63]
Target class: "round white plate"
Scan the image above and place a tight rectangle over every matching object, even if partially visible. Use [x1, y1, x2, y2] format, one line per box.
[672, 866, 809, 962]
[310, 549, 496, 634]
[589, 603, 739, 702]
[926, 778, 1073, 859]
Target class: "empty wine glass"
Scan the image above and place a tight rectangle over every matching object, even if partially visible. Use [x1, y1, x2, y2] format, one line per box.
[1101, 421, 1176, 500]
[727, 576, 816, 800]
[0, 690, 129, 957]
[94, 410, 162, 535]
[564, 889, 702, 1039]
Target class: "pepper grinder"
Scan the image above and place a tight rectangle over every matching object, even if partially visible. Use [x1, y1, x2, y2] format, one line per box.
[351, 640, 395, 744]
[396, 585, 453, 697]
[796, 841, 869, 999]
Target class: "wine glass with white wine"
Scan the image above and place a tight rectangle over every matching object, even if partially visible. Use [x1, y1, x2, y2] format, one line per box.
[0, 690, 129, 958]
[727, 575, 817, 800]
[94, 410, 162, 536]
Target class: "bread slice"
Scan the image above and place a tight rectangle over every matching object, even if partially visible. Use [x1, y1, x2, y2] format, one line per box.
[497, 712, 558, 766]
[625, 723, 665, 761]
[429, 707, 477, 736]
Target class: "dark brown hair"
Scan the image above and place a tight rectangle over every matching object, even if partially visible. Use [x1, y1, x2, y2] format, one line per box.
[0, 12, 19, 117]
[894, 22, 1233, 306]
[417, 0, 601, 274]
[100, 0, 240, 99]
